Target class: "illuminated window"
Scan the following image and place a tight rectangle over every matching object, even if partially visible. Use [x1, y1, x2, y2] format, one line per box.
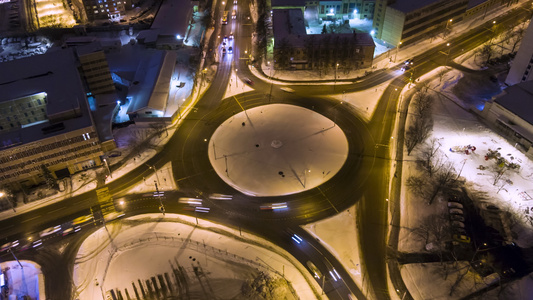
[94, 9, 98, 13]
[106, 8, 109, 11]
[105, 4, 108, 6]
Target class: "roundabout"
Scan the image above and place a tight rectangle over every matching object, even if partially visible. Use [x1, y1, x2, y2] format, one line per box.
[207, 104, 349, 197]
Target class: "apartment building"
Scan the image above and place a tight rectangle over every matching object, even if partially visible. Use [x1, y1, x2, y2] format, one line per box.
[505, 16, 533, 86]
[372, 0, 468, 46]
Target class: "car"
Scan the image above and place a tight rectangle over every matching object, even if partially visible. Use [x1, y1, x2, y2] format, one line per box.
[260, 202, 287, 210]
[448, 202, 463, 209]
[401, 65, 411, 72]
[195, 206, 210, 213]
[450, 215, 465, 222]
[179, 197, 202, 206]
[280, 87, 295, 93]
[234, 0, 237, 3]
[208, 193, 233, 200]
[72, 214, 94, 225]
[451, 221, 465, 228]
[232, 10, 236, 19]
[449, 208, 463, 215]
[0, 240, 19, 252]
[404, 59, 413, 65]
[452, 227, 467, 235]
[243, 77, 254, 85]
[62, 225, 81, 236]
[229, 33, 234, 39]
[223, 35, 228, 42]
[228, 46, 233, 54]
[306, 261, 322, 279]
[222, 48, 226, 55]
[291, 233, 303, 244]
[222, 41, 226, 47]
[39, 225, 62, 238]
[453, 234, 471, 243]
[483, 204, 500, 211]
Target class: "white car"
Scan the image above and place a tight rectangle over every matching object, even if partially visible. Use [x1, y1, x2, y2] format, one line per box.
[280, 87, 295, 93]
[39, 225, 62, 238]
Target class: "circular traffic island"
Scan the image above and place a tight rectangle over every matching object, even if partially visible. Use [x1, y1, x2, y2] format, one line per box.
[208, 104, 349, 197]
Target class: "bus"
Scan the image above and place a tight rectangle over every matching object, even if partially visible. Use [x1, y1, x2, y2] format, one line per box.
[222, 11, 228, 24]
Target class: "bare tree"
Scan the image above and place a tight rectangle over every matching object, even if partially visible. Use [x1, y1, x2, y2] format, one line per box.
[438, 68, 447, 83]
[510, 25, 525, 53]
[429, 162, 457, 205]
[241, 272, 288, 299]
[420, 138, 443, 177]
[405, 116, 433, 155]
[476, 44, 495, 66]
[406, 175, 430, 198]
[490, 164, 508, 186]
[411, 214, 450, 263]
[405, 91, 434, 155]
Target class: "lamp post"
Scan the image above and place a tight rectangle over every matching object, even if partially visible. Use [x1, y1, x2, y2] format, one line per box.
[334, 63, 339, 91]
[445, 42, 451, 67]
[445, 19, 453, 35]
[395, 41, 402, 62]
[235, 69, 238, 87]
[0, 192, 15, 213]
[147, 164, 165, 215]
[267, 61, 274, 103]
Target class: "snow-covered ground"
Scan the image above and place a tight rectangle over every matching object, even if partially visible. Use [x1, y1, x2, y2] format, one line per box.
[73, 214, 322, 300]
[208, 104, 348, 196]
[0, 260, 45, 300]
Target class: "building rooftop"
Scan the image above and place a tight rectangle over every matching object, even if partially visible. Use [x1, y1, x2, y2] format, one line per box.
[495, 80, 533, 126]
[467, 0, 488, 9]
[150, 0, 191, 38]
[0, 49, 92, 148]
[273, 9, 374, 49]
[389, 0, 443, 14]
[271, 0, 305, 7]
[127, 50, 176, 115]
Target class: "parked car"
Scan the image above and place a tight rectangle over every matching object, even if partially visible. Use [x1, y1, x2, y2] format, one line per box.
[451, 221, 465, 228]
[453, 234, 471, 243]
[450, 215, 465, 222]
[228, 46, 233, 54]
[449, 208, 463, 215]
[448, 202, 464, 209]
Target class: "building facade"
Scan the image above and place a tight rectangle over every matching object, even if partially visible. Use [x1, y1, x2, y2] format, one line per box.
[505, 16, 533, 86]
[372, 0, 468, 46]
[273, 9, 375, 70]
[482, 81, 533, 158]
[303, 0, 375, 20]
[0, 49, 113, 190]
[82, 0, 132, 20]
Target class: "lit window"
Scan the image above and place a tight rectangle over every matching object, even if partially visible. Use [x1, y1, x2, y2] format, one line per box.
[94, 10, 98, 13]
[106, 8, 109, 11]
[99, 4, 103, 7]
[93, 5, 96, 8]
[105, 4, 108, 7]
[113, 3, 116, 5]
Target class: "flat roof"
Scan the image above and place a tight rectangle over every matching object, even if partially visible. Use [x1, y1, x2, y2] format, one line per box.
[0, 48, 93, 147]
[272, 9, 308, 47]
[389, 0, 443, 13]
[495, 80, 533, 126]
[467, 0, 488, 9]
[127, 50, 176, 114]
[150, 0, 191, 37]
[271, 0, 305, 7]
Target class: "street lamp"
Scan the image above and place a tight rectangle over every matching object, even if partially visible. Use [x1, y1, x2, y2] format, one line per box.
[267, 61, 274, 103]
[235, 69, 238, 88]
[334, 63, 339, 91]
[446, 19, 453, 30]
[395, 41, 402, 62]
[146, 164, 165, 215]
[0, 192, 15, 212]
[445, 42, 451, 67]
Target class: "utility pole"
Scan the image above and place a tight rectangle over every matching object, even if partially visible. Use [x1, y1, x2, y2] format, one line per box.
[7, 248, 23, 269]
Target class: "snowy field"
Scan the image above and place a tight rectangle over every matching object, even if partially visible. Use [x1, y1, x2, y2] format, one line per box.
[73, 214, 321, 300]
